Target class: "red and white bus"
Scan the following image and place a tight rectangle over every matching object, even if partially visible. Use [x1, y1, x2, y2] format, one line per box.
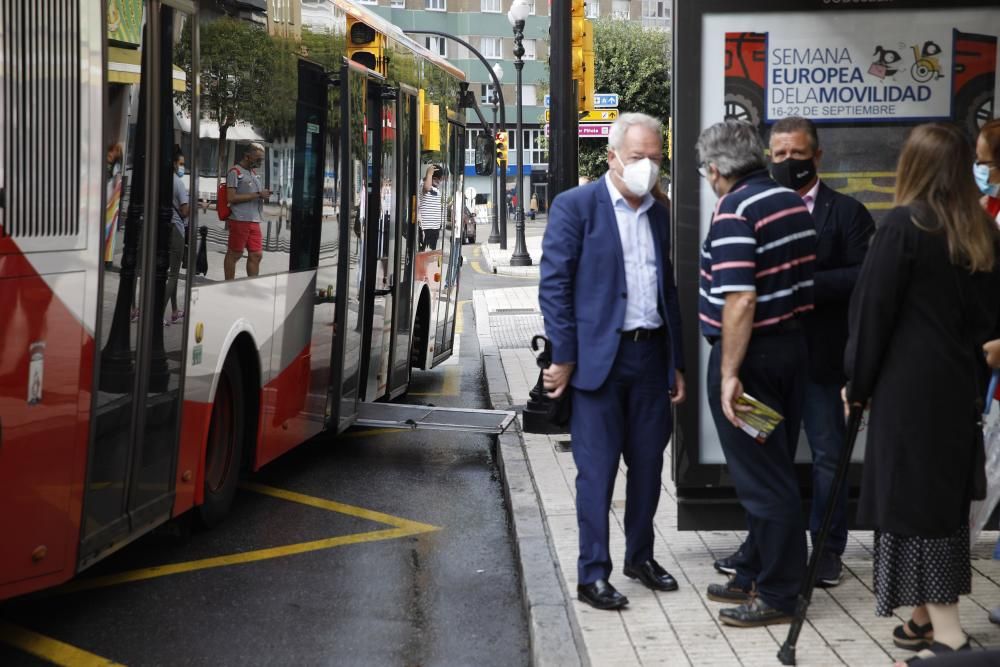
[0, 0, 506, 600]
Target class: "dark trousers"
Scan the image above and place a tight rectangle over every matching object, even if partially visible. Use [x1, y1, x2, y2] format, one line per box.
[420, 227, 439, 251]
[570, 335, 671, 585]
[707, 333, 807, 614]
[802, 379, 849, 555]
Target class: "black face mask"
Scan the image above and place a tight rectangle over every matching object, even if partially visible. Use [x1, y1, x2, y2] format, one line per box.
[771, 157, 817, 191]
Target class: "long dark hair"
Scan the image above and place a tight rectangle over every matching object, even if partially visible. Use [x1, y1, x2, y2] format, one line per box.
[895, 123, 997, 272]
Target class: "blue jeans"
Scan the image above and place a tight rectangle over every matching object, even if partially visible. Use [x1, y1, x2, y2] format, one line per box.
[801, 380, 849, 556]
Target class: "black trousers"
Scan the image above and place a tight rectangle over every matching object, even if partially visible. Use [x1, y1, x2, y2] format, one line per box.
[706, 331, 807, 613]
[420, 227, 439, 251]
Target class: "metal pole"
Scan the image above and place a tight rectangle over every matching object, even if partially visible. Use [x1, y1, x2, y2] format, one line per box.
[548, 0, 576, 204]
[403, 27, 508, 250]
[509, 19, 531, 266]
[489, 100, 500, 243]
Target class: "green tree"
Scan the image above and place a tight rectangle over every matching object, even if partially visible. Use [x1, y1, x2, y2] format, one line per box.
[578, 20, 671, 179]
[175, 18, 294, 178]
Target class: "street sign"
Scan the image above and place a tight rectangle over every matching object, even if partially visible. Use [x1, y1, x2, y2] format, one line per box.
[544, 94, 551, 107]
[544, 93, 619, 109]
[544, 123, 612, 138]
[581, 109, 618, 122]
[578, 124, 612, 138]
[593, 93, 619, 108]
[544, 109, 618, 123]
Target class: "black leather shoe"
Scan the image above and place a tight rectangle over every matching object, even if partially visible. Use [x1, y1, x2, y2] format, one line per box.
[714, 548, 743, 575]
[706, 576, 755, 603]
[719, 597, 793, 628]
[623, 559, 679, 592]
[577, 579, 629, 610]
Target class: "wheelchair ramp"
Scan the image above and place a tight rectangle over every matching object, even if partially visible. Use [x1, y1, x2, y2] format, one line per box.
[355, 402, 515, 434]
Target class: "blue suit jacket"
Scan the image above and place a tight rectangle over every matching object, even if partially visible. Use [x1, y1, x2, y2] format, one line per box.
[539, 178, 685, 392]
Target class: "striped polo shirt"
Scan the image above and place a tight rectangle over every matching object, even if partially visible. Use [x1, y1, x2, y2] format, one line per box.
[698, 170, 817, 338]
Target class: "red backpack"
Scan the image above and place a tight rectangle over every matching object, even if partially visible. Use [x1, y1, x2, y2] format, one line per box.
[217, 166, 243, 220]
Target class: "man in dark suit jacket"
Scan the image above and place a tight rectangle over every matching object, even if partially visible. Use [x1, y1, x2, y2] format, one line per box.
[539, 113, 686, 610]
[715, 116, 874, 586]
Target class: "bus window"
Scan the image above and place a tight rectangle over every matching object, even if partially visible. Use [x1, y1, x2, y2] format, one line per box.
[86, 2, 194, 561]
[194, 12, 298, 281]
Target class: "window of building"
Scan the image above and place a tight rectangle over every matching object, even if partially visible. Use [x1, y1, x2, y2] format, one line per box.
[526, 129, 548, 165]
[522, 38, 536, 60]
[425, 36, 447, 57]
[527, 0, 536, 14]
[642, 0, 670, 22]
[391, 0, 405, 5]
[480, 83, 500, 105]
[481, 36, 502, 60]
[425, 0, 445, 10]
[520, 84, 537, 107]
[481, 0, 501, 12]
[586, 0, 599, 18]
[359, 0, 377, 5]
[612, 0, 630, 19]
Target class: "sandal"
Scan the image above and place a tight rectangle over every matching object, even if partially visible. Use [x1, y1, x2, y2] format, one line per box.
[893, 619, 933, 651]
[903, 640, 970, 663]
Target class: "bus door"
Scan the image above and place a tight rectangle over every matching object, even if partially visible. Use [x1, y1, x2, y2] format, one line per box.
[432, 121, 464, 362]
[361, 82, 397, 401]
[332, 63, 369, 431]
[386, 88, 419, 396]
[83, 2, 194, 565]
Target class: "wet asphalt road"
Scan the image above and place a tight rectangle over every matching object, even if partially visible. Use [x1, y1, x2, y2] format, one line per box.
[0, 231, 533, 667]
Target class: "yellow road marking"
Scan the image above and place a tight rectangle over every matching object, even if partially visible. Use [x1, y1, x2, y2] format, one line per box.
[410, 366, 460, 397]
[456, 299, 470, 335]
[469, 260, 489, 275]
[243, 483, 439, 533]
[473, 246, 481, 258]
[54, 485, 439, 595]
[0, 622, 124, 666]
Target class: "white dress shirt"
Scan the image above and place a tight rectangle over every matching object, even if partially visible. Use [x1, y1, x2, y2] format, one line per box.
[605, 173, 663, 330]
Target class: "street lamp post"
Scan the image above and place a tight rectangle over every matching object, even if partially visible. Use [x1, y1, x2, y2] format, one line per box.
[488, 63, 504, 244]
[507, 0, 532, 266]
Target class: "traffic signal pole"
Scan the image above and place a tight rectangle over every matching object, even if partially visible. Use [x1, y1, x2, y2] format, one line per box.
[403, 28, 509, 248]
[549, 0, 577, 203]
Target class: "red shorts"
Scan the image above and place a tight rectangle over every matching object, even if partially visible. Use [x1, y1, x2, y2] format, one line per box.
[227, 221, 262, 254]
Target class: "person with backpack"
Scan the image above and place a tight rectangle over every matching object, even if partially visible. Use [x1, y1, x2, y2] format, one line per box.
[223, 143, 270, 280]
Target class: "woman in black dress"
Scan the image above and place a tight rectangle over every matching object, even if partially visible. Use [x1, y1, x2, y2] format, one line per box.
[845, 123, 1000, 663]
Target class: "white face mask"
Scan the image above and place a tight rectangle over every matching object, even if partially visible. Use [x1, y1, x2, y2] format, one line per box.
[615, 154, 659, 197]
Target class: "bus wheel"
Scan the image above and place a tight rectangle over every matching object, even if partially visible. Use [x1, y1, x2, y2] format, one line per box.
[198, 354, 245, 527]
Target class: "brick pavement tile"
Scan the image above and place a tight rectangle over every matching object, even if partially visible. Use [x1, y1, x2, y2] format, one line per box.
[486, 290, 1000, 667]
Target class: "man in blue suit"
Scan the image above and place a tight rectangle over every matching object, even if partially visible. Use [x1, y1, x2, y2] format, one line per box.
[539, 113, 686, 610]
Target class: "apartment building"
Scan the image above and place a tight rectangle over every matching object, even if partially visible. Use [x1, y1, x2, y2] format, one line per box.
[367, 0, 669, 208]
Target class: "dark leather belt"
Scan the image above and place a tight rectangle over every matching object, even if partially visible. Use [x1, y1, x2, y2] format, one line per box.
[621, 327, 665, 342]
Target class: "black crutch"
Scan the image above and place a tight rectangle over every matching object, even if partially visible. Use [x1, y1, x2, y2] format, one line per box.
[778, 403, 866, 666]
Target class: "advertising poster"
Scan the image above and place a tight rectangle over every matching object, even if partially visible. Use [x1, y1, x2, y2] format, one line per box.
[672, 1, 1000, 526]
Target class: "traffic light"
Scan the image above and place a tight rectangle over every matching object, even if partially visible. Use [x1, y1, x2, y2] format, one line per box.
[347, 17, 385, 75]
[495, 131, 508, 165]
[570, 0, 594, 111]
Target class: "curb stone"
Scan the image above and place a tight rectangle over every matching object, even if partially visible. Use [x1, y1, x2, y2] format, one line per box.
[477, 295, 584, 667]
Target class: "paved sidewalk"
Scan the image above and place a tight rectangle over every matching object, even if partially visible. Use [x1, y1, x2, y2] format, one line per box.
[476, 285, 1000, 667]
[479, 213, 548, 278]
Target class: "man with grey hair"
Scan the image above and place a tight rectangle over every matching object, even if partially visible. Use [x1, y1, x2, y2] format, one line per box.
[540, 112, 686, 610]
[224, 142, 271, 280]
[696, 120, 816, 627]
